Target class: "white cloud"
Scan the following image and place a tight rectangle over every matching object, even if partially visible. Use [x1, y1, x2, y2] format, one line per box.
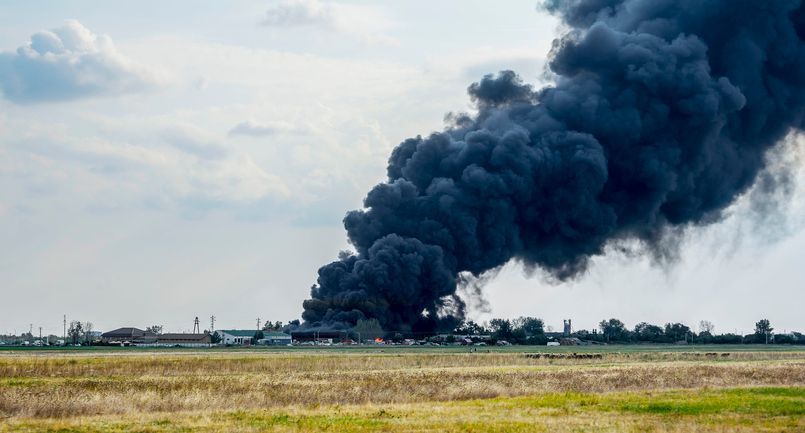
[0, 20, 158, 103]
[261, 0, 336, 27]
[0, 121, 289, 213]
[260, 0, 398, 46]
[228, 120, 306, 137]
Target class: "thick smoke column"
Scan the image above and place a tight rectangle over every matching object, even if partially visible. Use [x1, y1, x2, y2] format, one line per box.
[302, 0, 805, 332]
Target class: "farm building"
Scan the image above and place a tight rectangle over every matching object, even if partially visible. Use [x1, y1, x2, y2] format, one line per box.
[290, 330, 348, 344]
[101, 327, 156, 344]
[154, 333, 212, 347]
[258, 331, 292, 346]
[217, 330, 258, 345]
[560, 337, 585, 346]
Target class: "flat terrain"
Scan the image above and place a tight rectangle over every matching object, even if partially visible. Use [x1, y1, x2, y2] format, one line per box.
[1, 346, 803, 432]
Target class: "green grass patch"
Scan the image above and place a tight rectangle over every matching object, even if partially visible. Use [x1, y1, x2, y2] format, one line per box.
[224, 410, 388, 429]
[3, 387, 803, 432]
[504, 387, 805, 417]
[0, 378, 45, 387]
[613, 387, 804, 416]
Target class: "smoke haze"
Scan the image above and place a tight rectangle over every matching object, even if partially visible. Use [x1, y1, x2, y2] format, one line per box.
[302, 0, 805, 332]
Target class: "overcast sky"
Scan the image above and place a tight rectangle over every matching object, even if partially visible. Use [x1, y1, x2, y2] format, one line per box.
[1, 1, 803, 337]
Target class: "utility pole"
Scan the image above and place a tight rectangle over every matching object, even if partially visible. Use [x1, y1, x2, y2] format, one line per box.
[256, 317, 261, 330]
[63, 315, 67, 342]
[210, 315, 216, 332]
[38, 327, 42, 344]
[193, 317, 200, 334]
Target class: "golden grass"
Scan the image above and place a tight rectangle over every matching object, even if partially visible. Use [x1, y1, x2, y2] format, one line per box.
[2, 387, 803, 432]
[1, 350, 803, 432]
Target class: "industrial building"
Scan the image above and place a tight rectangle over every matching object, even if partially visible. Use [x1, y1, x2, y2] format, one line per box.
[216, 330, 291, 346]
[258, 331, 292, 346]
[217, 330, 259, 345]
[101, 327, 156, 344]
[153, 333, 212, 347]
[290, 330, 348, 344]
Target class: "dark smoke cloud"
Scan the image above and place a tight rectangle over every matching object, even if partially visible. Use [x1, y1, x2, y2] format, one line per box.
[302, 0, 805, 332]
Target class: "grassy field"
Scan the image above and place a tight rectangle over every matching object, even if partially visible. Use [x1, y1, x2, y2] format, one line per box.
[2, 343, 804, 353]
[1, 346, 803, 432]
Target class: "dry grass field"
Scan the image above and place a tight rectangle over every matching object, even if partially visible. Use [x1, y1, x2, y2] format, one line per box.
[1, 347, 803, 432]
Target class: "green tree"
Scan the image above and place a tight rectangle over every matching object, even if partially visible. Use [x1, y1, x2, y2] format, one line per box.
[454, 320, 487, 335]
[262, 321, 284, 331]
[664, 323, 691, 343]
[755, 319, 773, 344]
[489, 318, 513, 341]
[634, 322, 664, 342]
[698, 320, 715, 334]
[252, 330, 264, 345]
[67, 321, 83, 345]
[697, 320, 715, 343]
[83, 322, 94, 344]
[514, 317, 544, 336]
[599, 318, 627, 343]
[146, 325, 163, 335]
[353, 318, 384, 342]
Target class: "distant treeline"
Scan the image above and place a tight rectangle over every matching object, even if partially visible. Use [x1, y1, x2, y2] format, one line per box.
[351, 317, 804, 345]
[452, 317, 803, 345]
[4, 317, 802, 346]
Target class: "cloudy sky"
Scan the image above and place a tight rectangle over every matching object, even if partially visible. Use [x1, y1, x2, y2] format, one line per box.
[1, 0, 803, 336]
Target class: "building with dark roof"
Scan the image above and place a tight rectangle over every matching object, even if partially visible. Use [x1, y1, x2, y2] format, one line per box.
[101, 327, 156, 344]
[153, 333, 212, 347]
[290, 330, 348, 343]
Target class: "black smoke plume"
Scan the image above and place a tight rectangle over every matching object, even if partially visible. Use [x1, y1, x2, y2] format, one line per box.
[302, 0, 805, 332]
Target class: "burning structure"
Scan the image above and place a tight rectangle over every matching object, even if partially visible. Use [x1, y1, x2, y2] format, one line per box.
[301, 0, 805, 334]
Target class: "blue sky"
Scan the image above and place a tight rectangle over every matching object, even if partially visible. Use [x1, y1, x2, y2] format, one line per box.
[0, 1, 803, 336]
